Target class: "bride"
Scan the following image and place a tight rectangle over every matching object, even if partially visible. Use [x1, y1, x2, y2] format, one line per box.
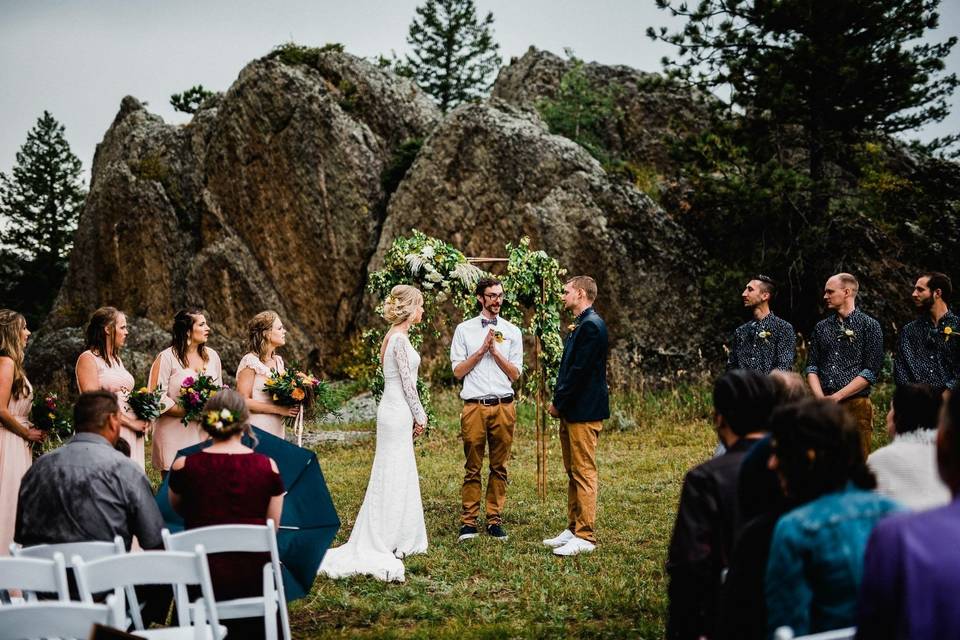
[319, 285, 429, 582]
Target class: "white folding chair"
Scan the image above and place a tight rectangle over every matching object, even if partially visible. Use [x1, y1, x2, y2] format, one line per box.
[10, 537, 124, 562]
[774, 626, 857, 640]
[73, 546, 223, 640]
[0, 594, 123, 639]
[0, 553, 70, 602]
[162, 519, 291, 640]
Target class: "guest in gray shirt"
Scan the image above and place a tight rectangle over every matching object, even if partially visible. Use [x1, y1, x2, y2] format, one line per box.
[15, 390, 164, 550]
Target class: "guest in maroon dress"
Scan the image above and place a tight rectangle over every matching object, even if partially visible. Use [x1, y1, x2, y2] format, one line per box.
[168, 389, 284, 639]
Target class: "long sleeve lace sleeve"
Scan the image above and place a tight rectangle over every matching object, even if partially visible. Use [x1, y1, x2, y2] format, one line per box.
[393, 336, 428, 425]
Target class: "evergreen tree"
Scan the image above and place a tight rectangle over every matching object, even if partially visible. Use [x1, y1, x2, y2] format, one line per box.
[403, 0, 502, 112]
[170, 84, 215, 114]
[649, 0, 958, 219]
[0, 111, 86, 324]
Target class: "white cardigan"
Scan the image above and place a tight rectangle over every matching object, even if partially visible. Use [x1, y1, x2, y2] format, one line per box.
[867, 429, 951, 511]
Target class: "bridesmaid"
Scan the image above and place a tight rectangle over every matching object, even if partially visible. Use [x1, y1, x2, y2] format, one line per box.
[0, 310, 44, 556]
[236, 310, 299, 439]
[149, 309, 222, 476]
[75, 307, 149, 469]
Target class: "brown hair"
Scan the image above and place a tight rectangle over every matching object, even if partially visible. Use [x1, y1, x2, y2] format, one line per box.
[74, 390, 120, 433]
[247, 310, 280, 360]
[0, 310, 29, 399]
[566, 275, 598, 302]
[171, 309, 208, 368]
[200, 388, 253, 442]
[85, 306, 123, 367]
[920, 271, 952, 303]
[834, 272, 860, 295]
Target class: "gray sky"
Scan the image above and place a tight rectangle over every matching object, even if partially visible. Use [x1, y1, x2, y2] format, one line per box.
[1, 0, 958, 185]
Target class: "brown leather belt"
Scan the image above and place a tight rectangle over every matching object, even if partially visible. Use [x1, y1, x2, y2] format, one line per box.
[465, 395, 514, 406]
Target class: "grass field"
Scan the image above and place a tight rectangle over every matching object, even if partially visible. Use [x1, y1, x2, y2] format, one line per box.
[289, 383, 894, 639]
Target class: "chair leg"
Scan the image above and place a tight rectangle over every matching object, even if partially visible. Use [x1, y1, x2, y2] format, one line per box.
[263, 564, 278, 640]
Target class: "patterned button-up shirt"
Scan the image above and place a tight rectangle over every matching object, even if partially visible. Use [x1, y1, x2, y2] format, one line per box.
[892, 311, 960, 390]
[805, 308, 884, 397]
[726, 312, 796, 373]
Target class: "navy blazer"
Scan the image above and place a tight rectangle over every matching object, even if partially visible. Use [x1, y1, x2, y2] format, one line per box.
[552, 307, 610, 422]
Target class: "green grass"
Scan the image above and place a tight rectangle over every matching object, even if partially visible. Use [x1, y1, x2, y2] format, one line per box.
[290, 385, 715, 639]
[146, 382, 894, 638]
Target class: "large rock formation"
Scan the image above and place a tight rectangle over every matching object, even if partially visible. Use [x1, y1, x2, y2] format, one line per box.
[492, 47, 711, 172]
[33, 49, 440, 387]
[373, 99, 708, 379]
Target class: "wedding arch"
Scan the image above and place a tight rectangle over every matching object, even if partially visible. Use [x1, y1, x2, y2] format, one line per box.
[364, 230, 566, 498]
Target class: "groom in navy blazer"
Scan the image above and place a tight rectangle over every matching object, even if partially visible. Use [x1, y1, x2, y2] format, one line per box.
[545, 275, 609, 556]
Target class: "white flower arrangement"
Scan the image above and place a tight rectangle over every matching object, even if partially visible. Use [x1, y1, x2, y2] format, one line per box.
[421, 245, 436, 259]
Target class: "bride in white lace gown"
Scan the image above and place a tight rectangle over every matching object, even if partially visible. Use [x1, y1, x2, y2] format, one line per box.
[319, 285, 428, 582]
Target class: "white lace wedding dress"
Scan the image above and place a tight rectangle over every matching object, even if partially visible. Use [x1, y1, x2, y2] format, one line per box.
[318, 332, 428, 582]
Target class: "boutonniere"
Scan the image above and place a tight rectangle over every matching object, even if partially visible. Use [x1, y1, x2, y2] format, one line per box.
[839, 327, 855, 342]
[757, 330, 772, 341]
[494, 330, 504, 344]
[944, 326, 955, 342]
[567, 323, 577, 332]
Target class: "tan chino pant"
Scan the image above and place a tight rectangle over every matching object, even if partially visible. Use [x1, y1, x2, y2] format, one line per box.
[559, 418, 602, 544]
[841, 396, 874, 459]
[461, 401, 516, 526]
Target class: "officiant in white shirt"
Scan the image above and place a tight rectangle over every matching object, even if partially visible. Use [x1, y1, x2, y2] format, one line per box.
[450, 277, 523, 542]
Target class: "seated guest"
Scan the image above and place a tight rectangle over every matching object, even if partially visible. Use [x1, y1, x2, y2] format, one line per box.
[765, 400, 903, 638]
[718, 371, 809, 640]
[168, 389, 284, 639]
[867, 383, 950, 510]
[666, 370, 776, 640]
[15, 390, 164, 550]
[857, 390, 960, 638]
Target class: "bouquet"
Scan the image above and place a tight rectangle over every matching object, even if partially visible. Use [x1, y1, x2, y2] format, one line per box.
[127, 386, 165, 422]
[29, 392, 73, 452]
[177, 373, 221, 426]
[263, 366, 340, 446]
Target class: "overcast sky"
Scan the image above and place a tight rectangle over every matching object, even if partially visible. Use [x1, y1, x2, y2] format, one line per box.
[1, 0, 958, 185]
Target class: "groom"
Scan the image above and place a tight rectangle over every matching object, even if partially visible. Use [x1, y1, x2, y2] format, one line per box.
[545, 275, 609, 556]
[450, 277, 523, 542]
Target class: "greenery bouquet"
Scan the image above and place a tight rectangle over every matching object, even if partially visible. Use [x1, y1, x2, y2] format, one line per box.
[177, 373, 221, 426]
[30, 392, 73, 453]
[127, 386, 165, 422]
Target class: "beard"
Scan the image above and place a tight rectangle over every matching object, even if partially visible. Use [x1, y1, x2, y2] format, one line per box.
[915, 296, 934, 311]
[484, 302, 501, 316]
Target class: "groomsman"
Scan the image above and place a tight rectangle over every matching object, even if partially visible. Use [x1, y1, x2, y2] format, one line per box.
[726, 275, 796, 373]
[545, 275, 609, 556]
[450, 277, 523, 542]
[893, 272, 960, 392]
[806, 273, 884, 456]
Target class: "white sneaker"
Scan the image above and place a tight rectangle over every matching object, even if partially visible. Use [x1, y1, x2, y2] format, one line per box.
[552, 536, 596, 556]
[542, 529, 575, 548]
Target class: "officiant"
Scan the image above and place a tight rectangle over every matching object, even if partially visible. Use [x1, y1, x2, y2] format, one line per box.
[450, 277, 523, 543]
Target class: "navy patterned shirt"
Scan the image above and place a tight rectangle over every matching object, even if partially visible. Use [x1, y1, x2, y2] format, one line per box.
[726, 312, 796, 373]
[893, 310, 960, 390]
[805, 308, 884, 398]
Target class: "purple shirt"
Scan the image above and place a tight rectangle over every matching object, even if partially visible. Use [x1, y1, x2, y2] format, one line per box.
[857, 496, 960, 639]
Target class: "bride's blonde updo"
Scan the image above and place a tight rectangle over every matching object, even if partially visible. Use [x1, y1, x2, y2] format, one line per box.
[382, 285, 423, 325]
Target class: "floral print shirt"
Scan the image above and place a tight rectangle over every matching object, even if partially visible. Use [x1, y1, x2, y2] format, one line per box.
[892, 310, 960, 390]
[805, 308, 884, 397]
[726, 312, 796, 373]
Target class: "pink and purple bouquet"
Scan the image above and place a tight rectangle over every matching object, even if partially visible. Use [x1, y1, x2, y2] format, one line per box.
[177, 372, 221, 426]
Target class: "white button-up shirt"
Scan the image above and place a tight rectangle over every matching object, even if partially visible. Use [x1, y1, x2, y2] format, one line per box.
[450, 315, 523, 400]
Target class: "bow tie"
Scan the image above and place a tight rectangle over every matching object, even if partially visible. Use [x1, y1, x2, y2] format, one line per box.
[481, 317, 498, 327]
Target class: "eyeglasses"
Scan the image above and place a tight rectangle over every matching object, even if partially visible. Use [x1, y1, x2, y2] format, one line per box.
[483, 293, 505, 301]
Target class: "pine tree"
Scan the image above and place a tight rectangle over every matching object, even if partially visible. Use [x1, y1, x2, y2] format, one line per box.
[403, 0, 502, 112]
[170, 85, 216, 114]
[649, 0, 958, 219]
[0, 111, 86, 324]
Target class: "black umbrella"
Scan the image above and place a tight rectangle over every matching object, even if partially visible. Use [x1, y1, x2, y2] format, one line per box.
[155, 427, 340, 600]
